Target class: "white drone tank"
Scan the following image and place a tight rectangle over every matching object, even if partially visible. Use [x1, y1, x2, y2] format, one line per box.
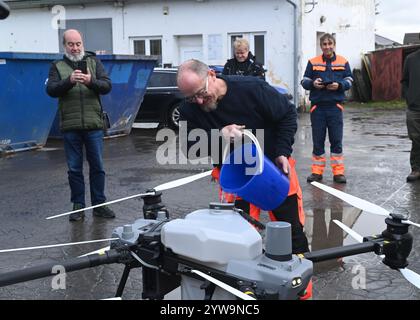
[161, 203, 263, 300]
[161, 203, 263, 268]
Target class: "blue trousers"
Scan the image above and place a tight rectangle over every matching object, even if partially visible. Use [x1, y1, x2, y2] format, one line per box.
[63, 130, 106, 206]
[310, 105, 343, 156]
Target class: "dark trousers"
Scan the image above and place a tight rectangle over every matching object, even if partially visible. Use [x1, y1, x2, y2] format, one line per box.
[406, 109, 420, 171]
[310, 105, 343, 156]
[63, 130, 106, 206]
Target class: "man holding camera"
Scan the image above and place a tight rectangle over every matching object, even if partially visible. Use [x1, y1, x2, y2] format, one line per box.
[46, 29, 115, 221]
[301, 33, 353, 184]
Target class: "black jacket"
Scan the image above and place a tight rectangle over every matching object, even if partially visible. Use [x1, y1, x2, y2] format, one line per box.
[402, 49, 420, 111]
[222, 52, 265, 80]
[179, 75, 296, 164]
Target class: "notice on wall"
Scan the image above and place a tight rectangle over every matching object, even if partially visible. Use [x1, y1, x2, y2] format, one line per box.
[208, 34, 223, 61]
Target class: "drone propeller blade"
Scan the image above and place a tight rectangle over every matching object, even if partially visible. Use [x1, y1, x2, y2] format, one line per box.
[333, 221, 420, 289]
[191, 269, 256, 300]
[333, 220, 364, 243]
[46, 192, 155, 220]
[47, 170, 212, 220]
[311, 182, 390, 216]
[402, 220, 420, 228]
[0, 238, 117, 254]
[154, 170, 213, 192]
[399, 268, 420, 289]
[78, 246, 110, 257]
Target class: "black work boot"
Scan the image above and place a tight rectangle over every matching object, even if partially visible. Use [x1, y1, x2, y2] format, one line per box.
[307, 173, 323, 183]
[333, 174, 347, 184]
[93, 205, 116, 219]
[407, 171, 420, 182]
[69, 203, 85, 222]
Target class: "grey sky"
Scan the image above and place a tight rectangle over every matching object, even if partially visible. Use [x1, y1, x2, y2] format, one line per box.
[375, 0, 420, 43]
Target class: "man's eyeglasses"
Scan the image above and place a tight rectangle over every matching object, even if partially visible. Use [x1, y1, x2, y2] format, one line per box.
[185, 76, 208, 103]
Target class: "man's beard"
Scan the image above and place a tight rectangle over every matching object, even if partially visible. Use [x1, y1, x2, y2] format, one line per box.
[199, 102, 218, 112]
[65, 50, 85, 62]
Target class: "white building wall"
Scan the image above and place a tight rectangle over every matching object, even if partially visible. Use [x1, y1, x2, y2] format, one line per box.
[0, 4, 122, 53]
[0, 0, 375, 106]
[0, 0, 296, 92]
[300, 0, 376, 105]
[121, 0, 296, 91]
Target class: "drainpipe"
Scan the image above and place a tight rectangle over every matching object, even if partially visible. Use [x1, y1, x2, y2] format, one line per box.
[286, 0, 299, 108]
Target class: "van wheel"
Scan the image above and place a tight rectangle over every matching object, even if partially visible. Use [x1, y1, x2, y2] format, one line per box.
[168, 103, 180, 129]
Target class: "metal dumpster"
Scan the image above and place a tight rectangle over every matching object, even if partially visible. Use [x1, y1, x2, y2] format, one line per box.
[49, 54, 157, 138]
[0, 52, 60, 154]
[0, 52, 156, 155]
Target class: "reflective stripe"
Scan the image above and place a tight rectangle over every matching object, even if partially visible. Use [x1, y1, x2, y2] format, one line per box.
[334, 55, 348, 65]
[331, 153, 343, 158]
[310, 54, 348, 72]
[312, 166, 325, 175]
[332, 164, 345, 175]
[313, 160, 326, 166]
[312, 154, 326, 175]
[330, 154, 345, 175]
[312, 154, 326, 162]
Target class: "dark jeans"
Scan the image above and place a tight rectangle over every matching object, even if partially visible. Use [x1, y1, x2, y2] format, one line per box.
[310, 105, 343, 156]
[407, 109, 420, 171]
[63, 130, 106, 206]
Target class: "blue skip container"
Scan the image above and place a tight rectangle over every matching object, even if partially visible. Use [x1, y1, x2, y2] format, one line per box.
[219, 132, 290, 211]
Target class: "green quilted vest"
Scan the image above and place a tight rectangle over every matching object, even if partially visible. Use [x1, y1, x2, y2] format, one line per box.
[55, 57, 103, 131]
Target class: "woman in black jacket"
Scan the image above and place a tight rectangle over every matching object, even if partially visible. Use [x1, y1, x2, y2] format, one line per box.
[222, 38, 265, 80]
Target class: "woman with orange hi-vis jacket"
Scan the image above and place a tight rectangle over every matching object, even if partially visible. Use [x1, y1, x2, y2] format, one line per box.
[301, 33, 353, 184]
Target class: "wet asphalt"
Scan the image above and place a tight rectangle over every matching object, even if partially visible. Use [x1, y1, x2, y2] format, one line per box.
[0, 105, 419, 300]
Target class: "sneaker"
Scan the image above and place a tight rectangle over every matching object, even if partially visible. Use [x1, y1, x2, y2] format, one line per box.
[333, 174, 347, 184]
[93, 205, 116, 219]
[407, 171, 420, 182]
[69, 203, 85, 222]
[307, 173, 323, 183]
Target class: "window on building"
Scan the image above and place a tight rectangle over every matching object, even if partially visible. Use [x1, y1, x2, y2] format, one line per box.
[133, 40, 145, 55]
[131, 37, 162, 67]
[254, 35, 265, 65]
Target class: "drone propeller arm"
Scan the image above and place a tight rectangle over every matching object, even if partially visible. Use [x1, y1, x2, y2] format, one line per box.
[0, 249, 125, 287]
[303, 241, 376, 263]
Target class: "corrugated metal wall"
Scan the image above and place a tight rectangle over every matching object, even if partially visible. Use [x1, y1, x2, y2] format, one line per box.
[370, 45, 420, 101]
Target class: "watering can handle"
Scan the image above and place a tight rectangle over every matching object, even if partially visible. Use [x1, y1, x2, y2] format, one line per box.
[222, 129, 264, 175]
